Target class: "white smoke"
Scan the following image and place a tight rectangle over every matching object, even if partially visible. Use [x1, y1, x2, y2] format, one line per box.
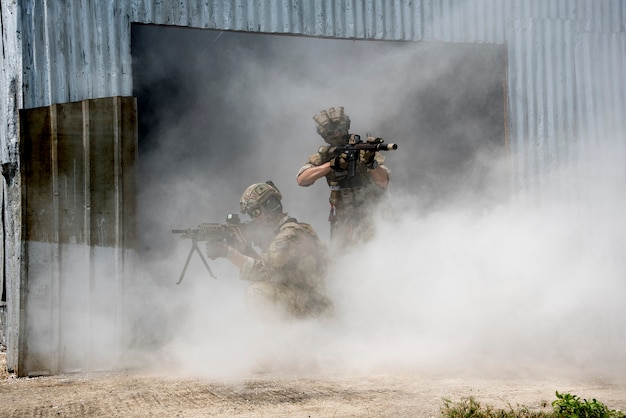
[128, 25, 625, 382]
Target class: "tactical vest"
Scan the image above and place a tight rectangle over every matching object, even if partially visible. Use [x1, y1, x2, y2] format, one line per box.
[309, 145, 386, 211]
[272, 215, 328, 288]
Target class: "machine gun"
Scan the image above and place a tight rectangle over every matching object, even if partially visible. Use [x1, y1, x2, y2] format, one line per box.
[172, 213, 253, 284]
[333, 134, 398, 178]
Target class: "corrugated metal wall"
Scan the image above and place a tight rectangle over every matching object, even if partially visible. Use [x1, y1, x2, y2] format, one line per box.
[18, 96, 137, 376]
[10, 0, 626, 191]
[1, 0, 624, 375]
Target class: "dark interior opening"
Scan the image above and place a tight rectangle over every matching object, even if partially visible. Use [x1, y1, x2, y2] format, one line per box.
[131, 24, 507, 259]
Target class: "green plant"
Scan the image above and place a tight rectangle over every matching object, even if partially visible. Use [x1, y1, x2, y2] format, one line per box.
[440, 392, 625, 418]
[552, 391, 626, 418]
[441, 396, 549, 418]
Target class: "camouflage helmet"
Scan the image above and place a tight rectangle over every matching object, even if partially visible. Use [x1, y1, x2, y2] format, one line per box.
[240, 181, 283, 218]
[313, 106, 351, 146]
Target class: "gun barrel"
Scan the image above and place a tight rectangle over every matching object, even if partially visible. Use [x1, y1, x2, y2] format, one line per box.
[379, 143, 398, 150]
[351, 143, 398, 151]
[172, 229, 188, 234]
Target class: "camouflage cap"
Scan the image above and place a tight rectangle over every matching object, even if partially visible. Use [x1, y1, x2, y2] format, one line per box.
[313, 106, 351, 145]
[240, 181, 283, 217]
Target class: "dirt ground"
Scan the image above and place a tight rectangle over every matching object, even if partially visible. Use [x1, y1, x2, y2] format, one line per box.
[1, 352, 625, 418]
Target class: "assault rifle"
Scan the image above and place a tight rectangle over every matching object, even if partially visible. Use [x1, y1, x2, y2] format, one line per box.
[333, 134, 398, 178]
[172, 213, 253, 284]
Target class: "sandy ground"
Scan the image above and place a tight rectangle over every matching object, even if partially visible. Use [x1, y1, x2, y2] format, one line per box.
[1, 352, 625, 418]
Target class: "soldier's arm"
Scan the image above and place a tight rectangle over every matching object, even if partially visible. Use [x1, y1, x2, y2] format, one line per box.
[297, 162, 331, 187]
[369, 164, 390, 188]
[226, 248, 271, 283]
[224, 246, 248, 270]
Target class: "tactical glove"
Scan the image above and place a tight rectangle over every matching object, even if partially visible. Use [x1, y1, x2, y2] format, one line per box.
[359, 149, 377, 169]
[329, 151, 350, 171]
[205, 238, 228, 259]
[359, 137, 382, 169]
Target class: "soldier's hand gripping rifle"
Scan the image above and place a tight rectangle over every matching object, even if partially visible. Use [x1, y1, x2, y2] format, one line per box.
[331, 134, 398, 178]
[172, 213, 253, 284]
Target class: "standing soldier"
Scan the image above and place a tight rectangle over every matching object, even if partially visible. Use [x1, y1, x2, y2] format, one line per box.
[296, 106, 392, 247]
[205, 181, 333, 320]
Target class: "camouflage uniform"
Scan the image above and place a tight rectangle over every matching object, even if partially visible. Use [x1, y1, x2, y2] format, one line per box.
[298, 147, 390, 246]
[298, 107, 392, 247]
[240, 213, 333, 319]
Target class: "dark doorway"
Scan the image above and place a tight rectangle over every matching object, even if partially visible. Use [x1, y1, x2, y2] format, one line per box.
[131, 24, 507, 259]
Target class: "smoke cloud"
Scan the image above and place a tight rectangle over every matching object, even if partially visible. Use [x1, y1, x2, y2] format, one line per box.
[128, 25, 625, 382]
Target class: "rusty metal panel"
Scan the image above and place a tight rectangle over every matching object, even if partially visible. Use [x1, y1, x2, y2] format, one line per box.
[20, 98, 137, 249]
[21, 106, 53, 243]
[18, 96, 137, 376]
[85, 98, 137, 249]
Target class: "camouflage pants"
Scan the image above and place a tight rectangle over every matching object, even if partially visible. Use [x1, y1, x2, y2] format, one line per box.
[329, 187, 376, 247]
[246, 282, 332, 320]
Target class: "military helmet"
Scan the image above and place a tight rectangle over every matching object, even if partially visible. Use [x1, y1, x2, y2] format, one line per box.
[313, 106, 351, 146]
[240, 181, 283, 218]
